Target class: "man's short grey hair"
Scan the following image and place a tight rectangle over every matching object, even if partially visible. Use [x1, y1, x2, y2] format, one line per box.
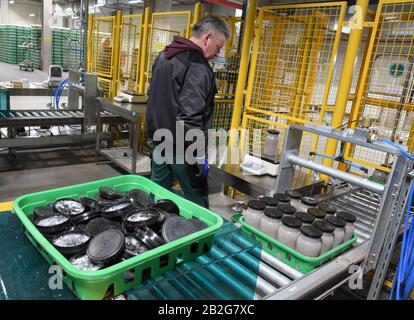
[192, 15, 230, 39]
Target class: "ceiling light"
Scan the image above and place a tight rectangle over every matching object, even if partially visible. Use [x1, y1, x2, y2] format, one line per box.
[29, 13, 36, 17]
[128, 0, 143, 3]
[9, 1, 15, 4]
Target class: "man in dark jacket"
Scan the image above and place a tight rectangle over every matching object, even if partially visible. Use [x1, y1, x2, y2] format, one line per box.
[146, 16, 229, 208]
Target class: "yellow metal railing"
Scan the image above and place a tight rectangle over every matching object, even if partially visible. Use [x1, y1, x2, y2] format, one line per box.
[344, 0, 414, 172]
[240, 2, 347, 158]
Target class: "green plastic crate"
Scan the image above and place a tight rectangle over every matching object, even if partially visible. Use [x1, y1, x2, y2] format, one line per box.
[13, 175, 223, 300]
[239, 217, 357, 274]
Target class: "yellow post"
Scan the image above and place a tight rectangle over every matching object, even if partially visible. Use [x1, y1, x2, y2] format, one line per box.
[322, 0, 369, 178]
[138, 7, 151, 95]
[193, 2, 202, 25]
[111, 10, 123, 98]
[229, 0, 258, 149]
[87, 14, 94, 71]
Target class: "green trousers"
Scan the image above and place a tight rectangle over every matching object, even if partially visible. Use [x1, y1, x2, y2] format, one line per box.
[150, 148, 209, 209]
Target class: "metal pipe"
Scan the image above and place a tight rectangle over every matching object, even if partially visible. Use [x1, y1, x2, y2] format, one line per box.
[216, 238, 291, 286]
[71, 83, 85, 91]
[209, 246, 277, 295]
[231, 233, 304, 280]
[138, 7, 150, 95]
[287, 154, 385, 194]
[229, 0, 257, 148]
[322, 0, 369, 178]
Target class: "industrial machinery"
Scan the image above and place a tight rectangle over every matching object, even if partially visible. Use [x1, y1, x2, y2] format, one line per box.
[114, 91, 147, 103]
[47, 65, 64, 87]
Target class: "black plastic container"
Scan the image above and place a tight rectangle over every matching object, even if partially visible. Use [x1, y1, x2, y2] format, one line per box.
[151, 199, 180, 215]
[161, 216, 197, 243]
[101, 199, 135, 221]
[52, 229, 91, 257]
[86, 217, 122, 237]
[136, 226, 166, 249]
[127, 189, 154, 208]
[87, 229, 125, 265]
[34, 213, 71, 236]
[53, 198, 85, 216]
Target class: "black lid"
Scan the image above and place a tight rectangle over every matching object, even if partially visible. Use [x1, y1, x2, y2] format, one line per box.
[260, 197, 279, 207]
[123, 208, 160, 228]
[128, 189, 154, 208]
[307, 208, 327, 219]
[295, 212, 315, 224]
[326, 215, 346, 228]
[124, 235, 149, 257]
[136, 227, 166, 249]
[247, 200, 266, 211]
[267, 129, 280, 135]
[80, 197, 103, 212]
[86, 217, 122, 237]
[189, 218, 209, 231]
[102, 199, 134, 219]
[300, 196, 318, 206]
[336, 211, 357, 223]
[313, 220, 335, 233]
[281, 216, 302, 229]
[285, 190, 303, 199]
[87, 229, 125, 264]
[300, 225, 323, 239]
[94, 195, 117, 207]
[273, 193, 291, 203]
[99, 186, 126, 200]
[33, 206, 56, 219]
[263, 208, 283, 219]
[277, 203, 296, 215]
[34, 213, 71, 235]
[318, 202, 337, 214]
[71, 210, 101, 225]
[161, 216, 197, 243]
[52, 229, 91, 256]
[53, 198, 85, 216]
[152, 199, 180, 215]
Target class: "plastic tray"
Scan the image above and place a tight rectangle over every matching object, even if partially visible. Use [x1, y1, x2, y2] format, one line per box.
[13, 175, 223, 300]
[239, 217, 357, 273]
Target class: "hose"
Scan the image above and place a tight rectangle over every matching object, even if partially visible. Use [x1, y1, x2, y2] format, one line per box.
[381, 137, 414, 161]
[53, 78, 68, 110]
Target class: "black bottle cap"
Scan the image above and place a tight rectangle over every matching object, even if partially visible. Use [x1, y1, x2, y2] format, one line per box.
[300, 225, 323, 239]
[273, 193, 291, 203]
[94, 195, 117, 207]
[71, 210, 101, 225]
[86, 217, 122, 237]
[277, 203, 296, 215]
[247, 200, 266, 211]
[87, 229, 125, 264]
[189, 218, 209, 231]
[326, 215, 347, 228]
[123, 208, 160, 229]
[336, 211, 357, 223]
[318, 202, 337, 214]
[260, 197, 279, 207]
[307, 208, 327, 219]
[52, 229, 91, 256]
[285, 190, 303, 199]
[101, 199, 134, 219]
[152, 199, 180, 215]
[99, 186, 126, 200]
[161, 216, 197, 243]
[128, 189, 154, 208]
[281, 216, 302, 229]
[263, 208, 283, 219]
[53, 198, 85, 216]
[300, 196, 318, 206]
[313, 220, 335, 233]
[34, 213, 71, 235]
[136, 227, 166, 249]
[124, 235, 149, 258]
[80, 197, 103, 212]
[33, 206, 56, 219]
[295, 211, 315, 224]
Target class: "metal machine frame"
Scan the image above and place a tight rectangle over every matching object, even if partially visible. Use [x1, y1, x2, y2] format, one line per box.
[273, 124, 413, 299]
